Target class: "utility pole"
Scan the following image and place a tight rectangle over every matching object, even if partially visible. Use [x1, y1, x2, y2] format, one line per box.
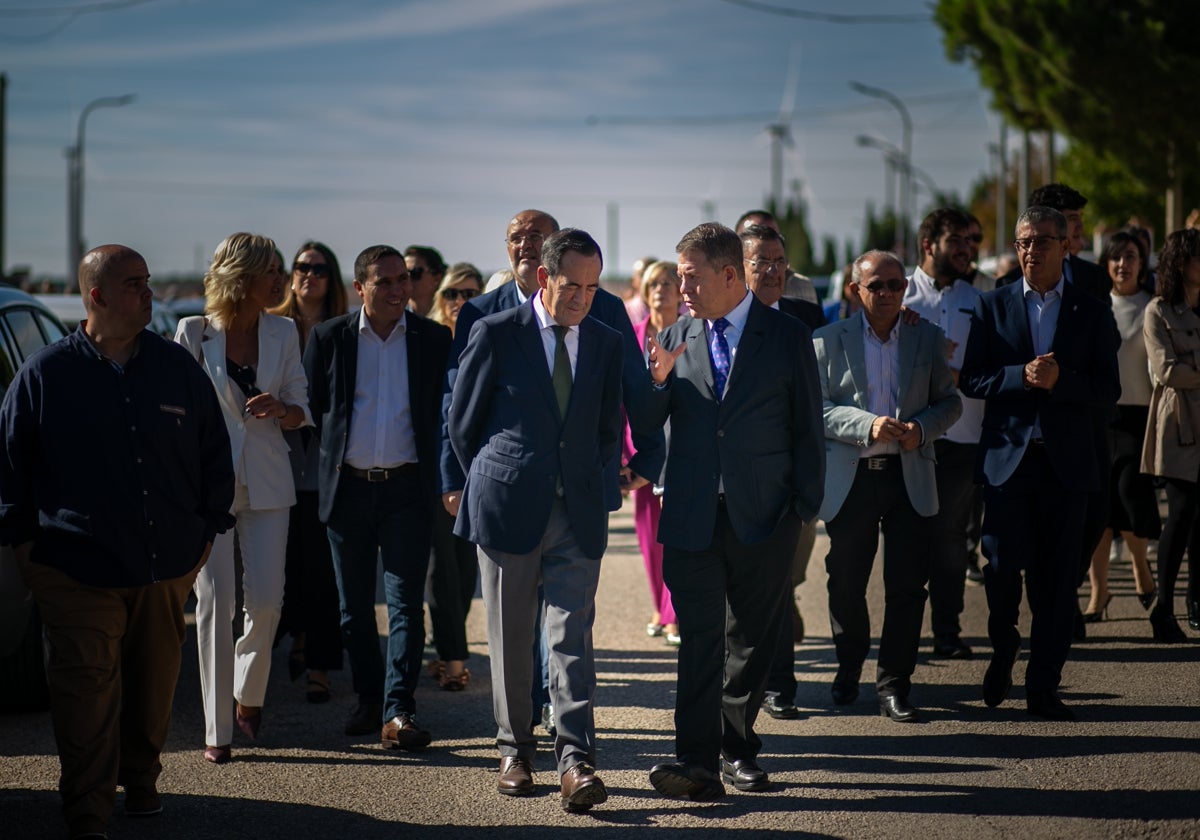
[66, 93, 134, 287]
[0, 74, 7, 281]
[606, 201, 618, 281]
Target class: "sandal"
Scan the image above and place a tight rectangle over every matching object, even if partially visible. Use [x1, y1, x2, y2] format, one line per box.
[426, 660, 446, 681]
[306, 674, 331, 704]
[438, 668, 470, 692]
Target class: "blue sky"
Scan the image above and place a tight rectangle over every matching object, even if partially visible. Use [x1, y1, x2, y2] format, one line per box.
[2, 0, 998, 281]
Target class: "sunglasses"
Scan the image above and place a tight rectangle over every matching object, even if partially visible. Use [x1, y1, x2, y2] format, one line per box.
[294, 262, 331, 278]
[440, 287, 480, 301]
[860, 278, 906, 294]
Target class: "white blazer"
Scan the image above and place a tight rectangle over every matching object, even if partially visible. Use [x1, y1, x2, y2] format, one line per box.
[175, 314, 312, 511]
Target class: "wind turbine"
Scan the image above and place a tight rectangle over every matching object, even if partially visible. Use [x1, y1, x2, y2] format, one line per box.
[765, 44, 802, 211]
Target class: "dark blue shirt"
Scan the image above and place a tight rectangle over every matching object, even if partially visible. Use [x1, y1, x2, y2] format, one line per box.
[0, 327, 235, 587]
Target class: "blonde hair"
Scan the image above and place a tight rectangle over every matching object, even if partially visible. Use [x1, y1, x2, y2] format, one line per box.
[640, 260, 678, 304]
[203, 232, 276, 330]
[432, 262, 483, 326]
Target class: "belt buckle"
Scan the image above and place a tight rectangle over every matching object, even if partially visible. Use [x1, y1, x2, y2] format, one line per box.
[866, 456, 888, 471]
[366, 468, 389, 483]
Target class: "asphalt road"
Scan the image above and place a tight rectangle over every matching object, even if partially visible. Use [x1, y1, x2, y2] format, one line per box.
[2, 500, 1198, 839]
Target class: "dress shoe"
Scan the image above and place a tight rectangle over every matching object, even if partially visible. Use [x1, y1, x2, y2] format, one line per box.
[982, 648, 1016, 708]
[235, 703, 261, 739]
[1026, 690, 1077, 721]
[540, 703, 557, 738]
[344, 702, 383, 736]
[649, 761, 725, 801]
[381, 713, 432, 750]
[1082, 593, 1113, 623]
[1188, 600, 1200, 632]
[831, 667, 861, 705]
[203, 745, 231, 764]
[932, 635, 973, 659]
[123, 786, 162, 817]
[762, 692, 800, 720]
[1138, 587, 1157, 611]
[560, 762, 608, 812]
[1150, 604, 1188, 643]
[497, 756, 535, 796]
[879, 694, 920, 723]
[720, 757, 770, 792]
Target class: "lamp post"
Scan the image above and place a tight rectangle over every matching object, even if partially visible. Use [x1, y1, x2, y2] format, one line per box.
[850, 81, 912, 261]
[856, 135, 906, 256]
[66, 94, 134, 286]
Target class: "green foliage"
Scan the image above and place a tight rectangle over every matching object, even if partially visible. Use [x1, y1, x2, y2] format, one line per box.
[861, 203, 899, 254]
[768, 195, 841, 276]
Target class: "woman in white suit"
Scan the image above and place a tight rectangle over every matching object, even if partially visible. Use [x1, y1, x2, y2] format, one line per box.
[175, 232, 312, 763]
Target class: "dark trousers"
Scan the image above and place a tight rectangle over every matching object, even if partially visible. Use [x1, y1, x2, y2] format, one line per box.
[20, 557, 198, 837]
[279, 490, 343, 670]
[326, 469, 431, 721]
[427, 506, 478, 662]
[930, 440, 978, 640]
[764, 518, 815, 700]
[1157, 478, 1200, 607]
[825, 458, 931, 698]
[981, 445, 1086, 693]
[663, 503, 800, 772]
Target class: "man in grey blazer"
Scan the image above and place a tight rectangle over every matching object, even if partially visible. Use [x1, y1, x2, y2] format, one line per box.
[449, 229, 622, 812]
[814, 250, 961, 722]
[640, 223, 825, 801]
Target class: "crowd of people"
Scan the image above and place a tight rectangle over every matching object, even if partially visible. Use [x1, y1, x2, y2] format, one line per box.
[2, 186, 1199, 838]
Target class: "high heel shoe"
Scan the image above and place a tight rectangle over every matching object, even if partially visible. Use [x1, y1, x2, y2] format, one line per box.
[1150, 604, 1187, 643]
[1082, 593, 1113, 623]
[1137, 587, 1157, 611]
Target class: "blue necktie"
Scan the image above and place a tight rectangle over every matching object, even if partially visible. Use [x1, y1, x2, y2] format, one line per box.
[710, 317, 731, 400]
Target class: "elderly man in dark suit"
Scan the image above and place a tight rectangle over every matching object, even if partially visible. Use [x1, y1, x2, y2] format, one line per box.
[303, 245, 452, 747]
[961, 207, 1120, 721]
[640, 223, 825, 801]
[449, 228, 622, 812]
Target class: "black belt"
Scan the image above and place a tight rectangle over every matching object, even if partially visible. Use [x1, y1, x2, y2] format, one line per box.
[861, 455, 900, 471]
[342, 463, 417, 482]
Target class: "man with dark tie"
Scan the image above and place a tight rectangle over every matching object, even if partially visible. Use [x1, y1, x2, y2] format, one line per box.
[961, 207, 1120, 721]
[303, 245, 452, 747]
[640, 223, 824, 801]
[449, 228, 622, 812]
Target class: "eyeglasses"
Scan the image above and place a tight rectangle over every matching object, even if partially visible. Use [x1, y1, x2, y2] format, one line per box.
[294, 262, 331, 278]
[1014, 235, 1065, 252]
[861, 278, 907, 294]
[745, 258, 787, 273]
[967, 234, 984, 244]
[506, 233, 546, 248]
[440, 287, 480, 301]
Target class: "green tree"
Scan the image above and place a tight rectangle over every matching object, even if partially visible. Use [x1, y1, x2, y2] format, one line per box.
[935, 1, 1200, 232]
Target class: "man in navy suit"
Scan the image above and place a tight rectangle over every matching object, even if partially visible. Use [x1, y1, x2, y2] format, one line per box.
[449, 228, 622, 812]
[960, 207, 1120, 721]
[303, 245, 452, 746]
[640, 223, 825, 800]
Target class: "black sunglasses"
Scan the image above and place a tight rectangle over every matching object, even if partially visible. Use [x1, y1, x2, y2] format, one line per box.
[294, 262, 331, 278]
[862, 278, 907, 294]
[441, 287, 480, 301]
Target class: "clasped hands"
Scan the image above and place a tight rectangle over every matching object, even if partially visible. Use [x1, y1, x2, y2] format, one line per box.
[871, 415, 922, 451]
[1023, 352, 1059, 391]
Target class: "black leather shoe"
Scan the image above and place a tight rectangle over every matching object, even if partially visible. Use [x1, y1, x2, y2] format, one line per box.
[762, 692, 800, 720]
[982, 648, 1016, 708]
[560, 763, 607, 812]
[831, 667, 861, 705]
[540, 703, 557, 738]
[932, 635, 973, 659]
[344, 702, 383, 736]
[720, 757, 770, 791]
[1188, 600, 1200, 632]
[879, 694, 920, 723]
[648, 761, 725, 801]
[1026, 690, 1077, 721]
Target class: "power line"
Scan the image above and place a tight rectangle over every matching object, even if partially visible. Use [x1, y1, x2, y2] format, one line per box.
[0, 0, 160, 43]
[714, 0, 928, 24]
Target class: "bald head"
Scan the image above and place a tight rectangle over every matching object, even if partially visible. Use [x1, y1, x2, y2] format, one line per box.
[79, 244, 153, 342]
[79, 244, 147, 300]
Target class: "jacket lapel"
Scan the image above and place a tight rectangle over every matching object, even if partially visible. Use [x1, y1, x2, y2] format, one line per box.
[201, 320, 242, 422]
[514, 304, 560, 420]
[724, 299, 766, 400]
[1006, 280, 1036, 359]
[257, 316, 282, 395]
[339, 315, 359, 422]
[897, 320, 918, 400]
[841, 318, 869, 407]
[683, 318, 715, 400]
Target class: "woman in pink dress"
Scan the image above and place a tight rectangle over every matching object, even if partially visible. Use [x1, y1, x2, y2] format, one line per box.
[623, 260, 681, 645]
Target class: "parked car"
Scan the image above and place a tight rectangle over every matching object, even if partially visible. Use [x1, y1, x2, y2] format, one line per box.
[34, 292, 179, 338]
[0, 286, 70, 712]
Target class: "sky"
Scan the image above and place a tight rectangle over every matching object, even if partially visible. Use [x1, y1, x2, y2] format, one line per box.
[1, 0, 1001, 283]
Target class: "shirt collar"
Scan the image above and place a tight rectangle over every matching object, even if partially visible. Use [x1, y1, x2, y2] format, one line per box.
[531, 289, 577, 333]
[911, 265, 957, 294]
[1021, 275, 1066, 301]
[357, 305, 406, 339]
[709, 289, 753, 333]
[860, 310, 900, 344]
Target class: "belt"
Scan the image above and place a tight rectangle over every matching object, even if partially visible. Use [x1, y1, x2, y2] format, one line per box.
[342, 463, 417, 482]
[862, 455, 900, 471]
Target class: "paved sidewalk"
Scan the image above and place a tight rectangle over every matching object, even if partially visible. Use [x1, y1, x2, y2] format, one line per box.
[2, 499, 1198, 838]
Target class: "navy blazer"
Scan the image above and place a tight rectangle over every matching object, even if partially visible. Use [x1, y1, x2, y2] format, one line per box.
[440, 282, 664, 507]
[303, 310, 452, 523]
[959, 280, 1120, 491]
[634, 296, 825, 551]
[448, 303, 623, 559]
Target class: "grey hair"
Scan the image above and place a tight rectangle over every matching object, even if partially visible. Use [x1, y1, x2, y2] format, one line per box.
[1015, 206, 1068, 238]
[851, 250, 905, 286]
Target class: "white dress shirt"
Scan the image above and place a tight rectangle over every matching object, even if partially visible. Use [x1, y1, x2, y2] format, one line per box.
[860, 312, 902, 457]
[344, 307, 417, 469]
[531, 292, 578, 378]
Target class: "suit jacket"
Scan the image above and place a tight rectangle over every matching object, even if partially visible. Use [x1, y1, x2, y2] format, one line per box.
[813, 315, 962, 521]
[633, 296, 825, 551]
[176, 314, 312, 510]
[448, 303, 623, 559]
[960, 280, 1121, 490]
[441, 282, 663, 508]
[778, 295, 827, 333]
[303, 310, 452, 523]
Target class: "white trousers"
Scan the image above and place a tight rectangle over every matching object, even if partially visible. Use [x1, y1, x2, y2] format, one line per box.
[194, 482, 289, 747]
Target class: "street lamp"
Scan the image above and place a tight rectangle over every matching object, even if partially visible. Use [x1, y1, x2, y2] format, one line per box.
[66, 93, 134, 286]
[857, 135, 942, 209]
[850, 81, 913, 261]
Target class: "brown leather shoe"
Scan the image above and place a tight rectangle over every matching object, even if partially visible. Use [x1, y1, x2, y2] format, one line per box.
[497, 756, 535, 796]
[560, 763, 607, 812]
[381, 714, 432, 750]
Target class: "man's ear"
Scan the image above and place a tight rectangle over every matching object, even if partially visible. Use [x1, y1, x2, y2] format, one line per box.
[88, 285, 104, 308]
[536, 265, 550, 291]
